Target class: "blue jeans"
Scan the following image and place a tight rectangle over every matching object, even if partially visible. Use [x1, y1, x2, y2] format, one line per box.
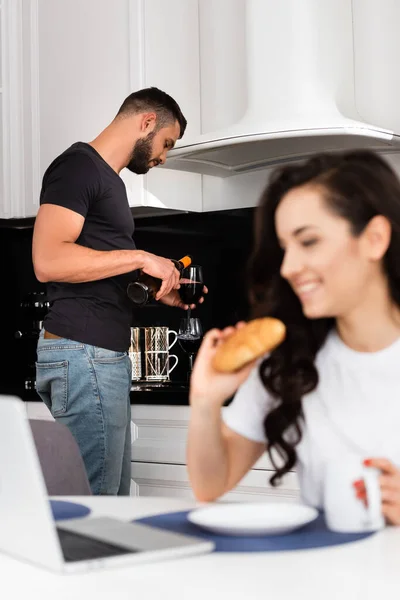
[36, 331, 132, 495]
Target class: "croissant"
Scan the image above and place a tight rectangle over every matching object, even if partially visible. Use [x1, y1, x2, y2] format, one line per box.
[212, 317, 286, 373]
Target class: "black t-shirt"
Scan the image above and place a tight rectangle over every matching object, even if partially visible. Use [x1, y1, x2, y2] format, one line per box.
[40, 142, 137, 351]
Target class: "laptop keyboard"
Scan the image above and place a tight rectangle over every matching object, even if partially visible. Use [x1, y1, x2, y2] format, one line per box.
[56, 527, 134, 562]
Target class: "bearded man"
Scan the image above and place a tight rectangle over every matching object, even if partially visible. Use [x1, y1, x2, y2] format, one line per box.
[33, 87, 203, 495]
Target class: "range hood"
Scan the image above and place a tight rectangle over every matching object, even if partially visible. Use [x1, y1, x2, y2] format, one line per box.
[164, 0, 400, 178]
[164, 123, 400, 178]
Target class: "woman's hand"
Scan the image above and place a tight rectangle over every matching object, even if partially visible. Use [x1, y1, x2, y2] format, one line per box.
[189, 324, 256, 409]
[353, 458, 400, 525]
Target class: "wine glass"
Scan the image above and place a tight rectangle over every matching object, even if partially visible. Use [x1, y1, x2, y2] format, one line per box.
[178, 317, 203, 379]
[178, 265, 204, 323]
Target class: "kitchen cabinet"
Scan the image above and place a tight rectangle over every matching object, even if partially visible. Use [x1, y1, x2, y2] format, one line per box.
[130, 462, 300, 503]
[0, 0, 40, 219]
[0, 0, 203, 218]
[139, 0, 203, 212]
[4, 1, 400, 217]
[25, 401, 301, 501]
[0, 1, 3, 210]
[165, 0, 400, 179]
[130, 405, 300, 502]
[37, 0, 139, 212]
[25, 401, 53, 421]
[157, 0, 400, 212]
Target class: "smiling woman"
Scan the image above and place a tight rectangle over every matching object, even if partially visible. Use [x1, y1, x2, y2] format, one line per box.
[275, 184, 391, 320]
[247, 150, 400, 480]
[187, 150, 400, 526]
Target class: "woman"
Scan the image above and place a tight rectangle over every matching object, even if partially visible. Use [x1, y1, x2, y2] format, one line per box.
[187, 149, 400, 525]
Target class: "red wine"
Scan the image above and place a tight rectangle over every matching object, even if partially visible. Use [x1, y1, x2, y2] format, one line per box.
[178, 335, 202, 355]
[179, 282, 203, 305]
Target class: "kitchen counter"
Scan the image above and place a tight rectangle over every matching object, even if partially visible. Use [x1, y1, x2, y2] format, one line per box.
[130, 381, 190, 405]
[0, 382, 190, 406]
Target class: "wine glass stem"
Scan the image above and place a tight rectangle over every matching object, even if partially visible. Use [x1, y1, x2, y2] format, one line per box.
[188, 353, 194, 372]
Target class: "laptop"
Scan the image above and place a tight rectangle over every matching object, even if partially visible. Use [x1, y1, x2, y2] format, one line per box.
[0, 395, 214, 573]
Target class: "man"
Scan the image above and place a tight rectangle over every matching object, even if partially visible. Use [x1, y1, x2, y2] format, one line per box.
[32, 87, 205, 495]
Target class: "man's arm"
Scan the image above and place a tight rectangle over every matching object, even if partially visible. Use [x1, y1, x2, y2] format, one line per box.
[32, 204, 180, 297]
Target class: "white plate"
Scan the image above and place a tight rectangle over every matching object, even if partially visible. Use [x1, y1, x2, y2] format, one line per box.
[187, 502, 318, 536]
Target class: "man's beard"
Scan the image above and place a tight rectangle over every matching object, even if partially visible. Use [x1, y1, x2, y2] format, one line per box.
[126, 131, 156, 175]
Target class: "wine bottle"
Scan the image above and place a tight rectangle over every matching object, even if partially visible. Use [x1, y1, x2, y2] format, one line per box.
[127, 255, 192, 306]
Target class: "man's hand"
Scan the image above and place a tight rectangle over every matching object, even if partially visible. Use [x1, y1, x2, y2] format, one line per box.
[158, 285, 208, 309]
[141, 252, 181, 299]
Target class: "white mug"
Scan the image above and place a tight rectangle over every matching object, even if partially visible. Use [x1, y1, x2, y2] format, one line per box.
[168, 329, 178, 350]
[323, 458, 385, 533]
[144, 327, 179, 381]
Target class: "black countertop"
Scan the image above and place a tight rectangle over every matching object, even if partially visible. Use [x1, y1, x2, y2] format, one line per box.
[0, 381, 190, 406]
[130, 381, 190, 405]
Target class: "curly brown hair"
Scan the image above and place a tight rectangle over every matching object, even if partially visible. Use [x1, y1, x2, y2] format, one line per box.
[248, 150, 400, 485]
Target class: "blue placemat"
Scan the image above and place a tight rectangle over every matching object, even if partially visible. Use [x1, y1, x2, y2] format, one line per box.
[50, 500, 91, 521]
[135, 510, 376, 552]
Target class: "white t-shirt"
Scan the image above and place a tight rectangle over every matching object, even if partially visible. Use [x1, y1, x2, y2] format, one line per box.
[223, 329, 400, 508]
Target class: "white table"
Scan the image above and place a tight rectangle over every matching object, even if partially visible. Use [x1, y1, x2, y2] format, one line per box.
[2, 496, 400, 600]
